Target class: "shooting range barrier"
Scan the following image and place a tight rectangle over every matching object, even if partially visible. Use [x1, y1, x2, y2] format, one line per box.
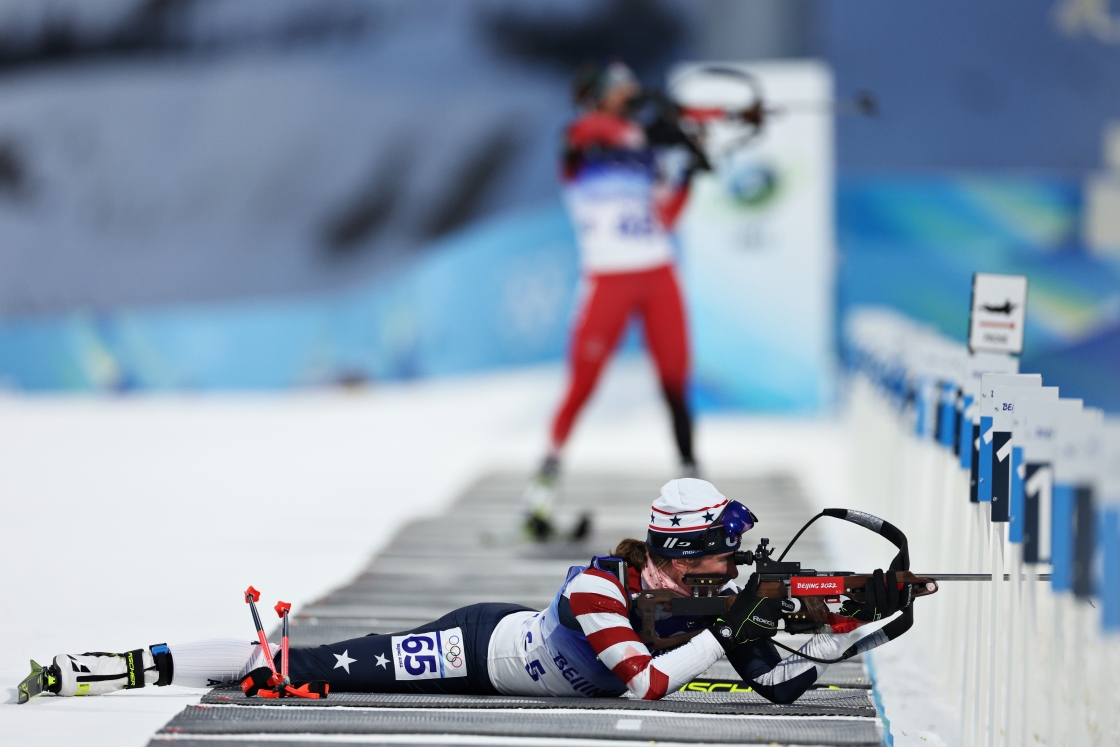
[846, 306, 1120, 747]
[149, 474, 884, 746]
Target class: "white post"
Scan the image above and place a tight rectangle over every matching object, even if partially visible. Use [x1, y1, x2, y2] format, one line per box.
[1005, 542, 1021, 747]
[987, 520, 1003, 747]
[960, 500, 979, 747]
[1048, 594, 1063, 747]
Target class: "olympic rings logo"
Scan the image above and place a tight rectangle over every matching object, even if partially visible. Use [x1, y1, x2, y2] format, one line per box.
[444, 635, 463, 667]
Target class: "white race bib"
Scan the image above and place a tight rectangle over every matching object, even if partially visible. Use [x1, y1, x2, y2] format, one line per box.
[391, 627, 468, 681]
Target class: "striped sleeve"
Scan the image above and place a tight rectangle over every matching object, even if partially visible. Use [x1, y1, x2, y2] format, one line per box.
[565, 569, 724, 699]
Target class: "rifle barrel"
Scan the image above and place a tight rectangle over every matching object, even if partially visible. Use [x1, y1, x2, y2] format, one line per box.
[922, 573, 1051, 581]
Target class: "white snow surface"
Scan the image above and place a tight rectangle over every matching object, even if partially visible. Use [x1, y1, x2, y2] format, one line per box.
[0, 356, 937, 746]
[870, 635, 961, 747]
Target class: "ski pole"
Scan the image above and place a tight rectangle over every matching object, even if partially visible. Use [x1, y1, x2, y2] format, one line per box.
[274, 600, 292, 688]
[270, 599, 325, 699]
[244, 586, 282, 689]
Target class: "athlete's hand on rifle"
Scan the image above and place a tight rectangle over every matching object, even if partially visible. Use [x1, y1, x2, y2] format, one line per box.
[631, 92, 713, 174]
[842, 568, 913, 622]
[710, 573, 783, 651]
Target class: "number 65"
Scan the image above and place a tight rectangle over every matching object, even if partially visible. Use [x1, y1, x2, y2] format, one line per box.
[405, 654, 437, 675]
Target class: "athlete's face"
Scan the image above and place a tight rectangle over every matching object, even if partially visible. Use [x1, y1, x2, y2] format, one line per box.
[691, 551, 737, 577]
[598, 82, 640, 115]
[668, 551, 737, 584]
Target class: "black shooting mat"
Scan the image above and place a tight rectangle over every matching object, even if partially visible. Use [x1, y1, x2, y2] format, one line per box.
[150, 743, 878, 747]
[697, 658, 870, 689]
[152, 472, 883, 747]
[155, 704, 882, 745]
[289, 472, 832, 637]
[200, 686, 875, 717]
[149, 742, 878, 747]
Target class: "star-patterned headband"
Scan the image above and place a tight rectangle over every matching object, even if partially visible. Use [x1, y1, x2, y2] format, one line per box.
[647, 500, 757, 558]
[648, 499, 728, 533]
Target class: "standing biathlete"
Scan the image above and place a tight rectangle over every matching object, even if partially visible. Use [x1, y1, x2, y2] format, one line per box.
[27, 479, 912, 704]
[523, 61, 711, 540]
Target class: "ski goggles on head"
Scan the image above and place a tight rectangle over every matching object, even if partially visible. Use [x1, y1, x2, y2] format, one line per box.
[697, 500, 757, 553]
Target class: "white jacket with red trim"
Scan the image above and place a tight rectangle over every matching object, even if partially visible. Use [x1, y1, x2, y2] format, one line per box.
[485, 562, 724, 699]
[561, 112, 686, 276]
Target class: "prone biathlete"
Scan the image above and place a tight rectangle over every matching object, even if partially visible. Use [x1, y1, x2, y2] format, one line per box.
[524, 60, 711, 540]
[27, 479, 911, 704]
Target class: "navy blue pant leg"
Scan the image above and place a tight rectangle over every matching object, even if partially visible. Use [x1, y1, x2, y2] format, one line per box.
[727, 639, 819, 705]
[285, 602, 533, 694]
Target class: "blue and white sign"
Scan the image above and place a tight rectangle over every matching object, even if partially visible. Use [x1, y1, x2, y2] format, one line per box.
[969, 274, 1028, 356]
[673, 60, 835, 411]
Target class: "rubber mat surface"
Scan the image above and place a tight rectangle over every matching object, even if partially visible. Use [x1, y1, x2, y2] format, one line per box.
[152, 740, 875, 747]
[696, 659, 870, 689]
[200, 686, 875, 717]
[287, 473, 832, 641]
[158, 704, 883, 745]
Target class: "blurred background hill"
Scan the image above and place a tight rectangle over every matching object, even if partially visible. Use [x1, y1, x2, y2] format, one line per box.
[0, 0, 1117, 409]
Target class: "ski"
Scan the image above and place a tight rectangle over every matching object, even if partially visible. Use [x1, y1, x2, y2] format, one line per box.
[17, 659, 57, 704]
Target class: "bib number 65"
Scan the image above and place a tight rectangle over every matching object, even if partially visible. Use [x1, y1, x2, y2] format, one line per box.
[402, 636, 437, 675]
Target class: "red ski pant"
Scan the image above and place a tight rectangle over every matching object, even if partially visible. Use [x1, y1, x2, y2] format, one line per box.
[550, 264, 691, 454]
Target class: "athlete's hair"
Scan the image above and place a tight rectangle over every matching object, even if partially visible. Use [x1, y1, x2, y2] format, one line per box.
[572, 58, 638, 109]
[613, 538, 701, 571]
[572, 61, 601, 108]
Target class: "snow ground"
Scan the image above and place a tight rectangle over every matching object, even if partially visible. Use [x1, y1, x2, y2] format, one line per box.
[0, 355, 942, 746]
[870, 634, 961, 747]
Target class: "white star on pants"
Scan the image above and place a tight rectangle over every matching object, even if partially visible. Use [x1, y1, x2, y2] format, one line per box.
[333, 650, 356, 674]
[375, 654, 389, 669]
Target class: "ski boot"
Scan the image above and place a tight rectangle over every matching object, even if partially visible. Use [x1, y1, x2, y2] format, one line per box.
[521, 455, 594, 542]
[523, 504, 594, 542]
[18, 644, 174, 700]
[16, 660, 61, 703]
[523, 503, 556, 542]
[569, 511, 593, 542]
[522, 455, 560, 541]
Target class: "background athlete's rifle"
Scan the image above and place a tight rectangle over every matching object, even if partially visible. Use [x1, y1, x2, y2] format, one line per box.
[649, 65, 877, 159]
[632, 509, 937, 660]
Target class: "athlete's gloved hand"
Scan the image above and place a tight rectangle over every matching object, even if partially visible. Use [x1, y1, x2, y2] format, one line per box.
[240, 667, 282, 696]
[710, 573, 783, 651]
[842, 569, 913, 622]
[239, 667, 329, 699]
[638, 94, 712, 173]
